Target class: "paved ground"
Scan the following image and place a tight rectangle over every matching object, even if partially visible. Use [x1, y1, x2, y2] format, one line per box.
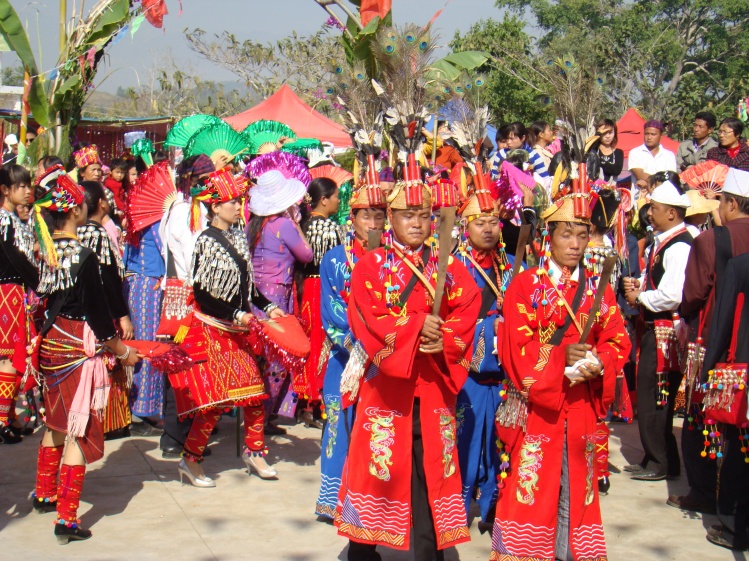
[0, 416, 744, 561]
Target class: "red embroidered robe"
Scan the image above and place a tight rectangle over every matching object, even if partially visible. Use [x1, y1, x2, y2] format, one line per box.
[491, 267, 630, 561]
[335, 246, 480, 551]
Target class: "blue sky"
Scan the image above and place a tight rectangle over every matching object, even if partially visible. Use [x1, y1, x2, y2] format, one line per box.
[7, 0, 502, 93]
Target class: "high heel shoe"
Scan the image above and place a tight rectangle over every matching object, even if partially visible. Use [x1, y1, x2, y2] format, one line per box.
[243, 451, 278, 480]
[177, 458, 216, 488]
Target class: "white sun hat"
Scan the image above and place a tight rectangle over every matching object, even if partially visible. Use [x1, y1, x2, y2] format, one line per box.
[247, 170, 306, 217]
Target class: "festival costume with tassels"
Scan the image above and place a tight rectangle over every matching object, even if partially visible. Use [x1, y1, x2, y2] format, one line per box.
[301, 215, 344, 402]
[315, 236, 365, 520]
[335, 183, 480, 552]
[31, 172, 118, 536]
[0, 208, 38, 426]
[452, 195, 515, 525]
[490, 197, 630, 561]
[173, 169, 273, 460]
[78, 220, 131, 434]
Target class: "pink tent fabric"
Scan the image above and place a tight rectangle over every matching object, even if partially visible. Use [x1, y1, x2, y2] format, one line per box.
[616, 108, 680, 158]
[224, 85, 352, 149]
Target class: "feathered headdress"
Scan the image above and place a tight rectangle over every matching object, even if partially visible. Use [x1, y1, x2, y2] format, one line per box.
[327, 59, 384, 196]
[33, 165, 85, 267]
[370, 24, 438, 162]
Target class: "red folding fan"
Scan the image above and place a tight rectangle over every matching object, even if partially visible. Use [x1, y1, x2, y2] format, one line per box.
[126, 161, 178, 233]
[309, 165, 354, 187]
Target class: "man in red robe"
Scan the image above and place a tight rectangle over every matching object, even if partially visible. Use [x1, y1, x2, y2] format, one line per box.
[491, 195, 630, 561]
[335, 181, 480, 561]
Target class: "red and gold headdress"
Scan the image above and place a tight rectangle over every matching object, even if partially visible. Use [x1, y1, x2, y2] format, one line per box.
[73, 145, 101, 169]
[33, 165, 85, 267]
[189, 167, 248, 232]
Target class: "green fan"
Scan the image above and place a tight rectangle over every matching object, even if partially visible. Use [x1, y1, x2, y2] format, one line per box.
[281, 138, 323, 158]
[243, 120, 297, 154]
[184, 122, 251, 167]
[165, 115, 223, 148]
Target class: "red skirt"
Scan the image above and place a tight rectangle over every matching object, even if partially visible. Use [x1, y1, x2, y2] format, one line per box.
[0, 283, 29, 372]
[41, 318, 105, 464]
[171, 314, 267, 417]
[301, 276, 327, 400]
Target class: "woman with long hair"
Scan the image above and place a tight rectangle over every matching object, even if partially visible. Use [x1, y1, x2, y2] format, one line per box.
[30, 167, 139, 543]
[246, 169, 313, 432]
[298, 177, 342, 428]
[0, 165, 37, 443]
[123, 163, 166, 434]
[79, 181, 134, 437]
[586, 118, 624, 183]
[173, 169, 284, 485]
[529, 120, 555, 169]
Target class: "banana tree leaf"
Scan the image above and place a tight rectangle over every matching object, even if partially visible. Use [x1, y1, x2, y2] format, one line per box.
[88, 0, 130, 46]
[57, 74, 81, 96]
[428, 59, 462, 81]
[442, 51, 490, 71]
[0, 2, 50, 127]
[359, 16, 380, 35]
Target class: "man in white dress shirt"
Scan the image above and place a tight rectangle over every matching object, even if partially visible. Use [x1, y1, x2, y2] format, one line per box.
[623, 181, 692, 481]
[628, 120, 678, 191]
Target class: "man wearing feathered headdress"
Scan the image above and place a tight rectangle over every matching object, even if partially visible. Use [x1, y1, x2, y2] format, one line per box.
[491, 195, 630, 561]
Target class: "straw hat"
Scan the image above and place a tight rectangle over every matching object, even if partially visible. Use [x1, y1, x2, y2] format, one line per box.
[685, 189, 719, 216]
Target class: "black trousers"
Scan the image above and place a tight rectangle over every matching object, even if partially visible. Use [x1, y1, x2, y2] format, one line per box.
[636, 328, 682, 476]
[348, 398, 444, 561]
[717, 424, 749, 542]
[160, 376, 192, 450]
[681, 403, 718, 503]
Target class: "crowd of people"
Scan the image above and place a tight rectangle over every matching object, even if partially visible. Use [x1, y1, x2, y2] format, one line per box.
[0, 106, 747, 561]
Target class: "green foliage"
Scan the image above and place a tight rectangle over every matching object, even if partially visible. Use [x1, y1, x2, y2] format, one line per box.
[493, 0, 749, 138]
[0, 1, 50, 127]
[450, 17, 553, 126]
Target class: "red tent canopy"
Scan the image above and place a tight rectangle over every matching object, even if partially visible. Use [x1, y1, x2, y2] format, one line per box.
[224, 85, 352, 149]
[616, 108, 680, 158]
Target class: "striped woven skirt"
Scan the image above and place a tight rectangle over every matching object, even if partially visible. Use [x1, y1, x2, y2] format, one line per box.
[124, 274, 164, 417]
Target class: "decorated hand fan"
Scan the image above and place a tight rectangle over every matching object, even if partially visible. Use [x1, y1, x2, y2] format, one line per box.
[185, 122, 251, 167]
[281, 138, 324, 158]
[492, 160, 535, 211]
[126, 161, 177, 233]
[680, 160, 729, 194]
[244, 120, 297, 154]
[308, 164, 353, 187]
[246, 315, 310, 388]
[164, 114, 223, 148]
[125, 340, 194, 373]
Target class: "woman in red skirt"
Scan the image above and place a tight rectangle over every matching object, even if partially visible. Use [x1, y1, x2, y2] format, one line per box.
[172, 168, 285, 487]
[299, 177, 341, 427]
[31, 166, 140, 544]
[0, 165, 37, 443]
